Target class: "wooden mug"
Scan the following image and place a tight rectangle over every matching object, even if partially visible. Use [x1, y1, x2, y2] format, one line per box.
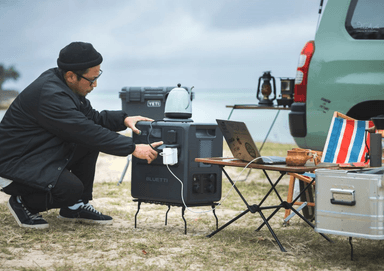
[286, 149, 313, 166]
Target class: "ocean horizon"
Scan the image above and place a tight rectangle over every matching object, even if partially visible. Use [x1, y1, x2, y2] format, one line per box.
[0, 87, 296, 145]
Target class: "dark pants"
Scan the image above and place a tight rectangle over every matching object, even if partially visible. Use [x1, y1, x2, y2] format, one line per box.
[2, 146, 99, 213]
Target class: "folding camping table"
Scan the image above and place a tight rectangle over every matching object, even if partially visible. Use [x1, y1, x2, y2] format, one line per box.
[195, 157, 334, 252]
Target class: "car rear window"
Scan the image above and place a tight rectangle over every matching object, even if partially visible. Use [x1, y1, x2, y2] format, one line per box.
[345, 0, 384, 40]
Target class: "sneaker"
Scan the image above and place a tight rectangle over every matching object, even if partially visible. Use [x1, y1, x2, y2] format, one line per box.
[7, 195, 49, 229]
[58, 203, 113, 225]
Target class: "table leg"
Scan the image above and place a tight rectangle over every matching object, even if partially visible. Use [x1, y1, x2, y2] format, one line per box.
[291, 178, 315, 204]
[256, 170, 330, 248]
[206, 209, 250, 238]
[289, 206, 332, 243]
[253, 171, 286, 232]
[277, 177, 332, 242]
[212, 167, 288, 251]
[255, 207, 282, 232]
[258, 171, 285, 206]
[221, 166, 252, 208]
[258, 209, 287, 252]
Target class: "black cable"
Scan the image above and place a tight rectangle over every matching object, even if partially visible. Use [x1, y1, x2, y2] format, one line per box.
[147, 120, 165, 151]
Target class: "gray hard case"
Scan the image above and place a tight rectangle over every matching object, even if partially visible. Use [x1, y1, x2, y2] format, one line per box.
[315, 168, 384, 239]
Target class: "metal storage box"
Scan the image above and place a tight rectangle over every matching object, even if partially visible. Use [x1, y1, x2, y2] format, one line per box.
[315, 168, 384, 239]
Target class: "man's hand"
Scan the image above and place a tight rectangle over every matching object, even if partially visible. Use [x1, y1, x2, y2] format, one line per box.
[124, 115, 154, 135]
[132, 141, 163, 164]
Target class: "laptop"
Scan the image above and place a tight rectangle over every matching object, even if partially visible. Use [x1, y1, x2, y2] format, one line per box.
[216, 119, 286, 164]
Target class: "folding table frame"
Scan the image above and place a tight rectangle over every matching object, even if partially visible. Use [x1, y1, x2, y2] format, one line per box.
[195, 157, 334, 252]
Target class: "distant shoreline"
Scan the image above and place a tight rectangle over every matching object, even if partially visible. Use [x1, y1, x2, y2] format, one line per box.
[0, 90, 18, 109]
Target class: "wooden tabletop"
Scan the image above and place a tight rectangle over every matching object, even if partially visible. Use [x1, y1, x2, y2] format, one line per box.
[195, 157, 339, 173]
[226, 104, 291, 110]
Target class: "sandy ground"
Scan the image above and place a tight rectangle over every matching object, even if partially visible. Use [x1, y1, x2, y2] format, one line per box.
[0, 189, 8, 204]
[0, 151, 317, 271]
[0, 154, 136, 270]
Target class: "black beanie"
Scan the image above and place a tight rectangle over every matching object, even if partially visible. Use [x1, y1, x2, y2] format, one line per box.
[57, 42, 103, 71]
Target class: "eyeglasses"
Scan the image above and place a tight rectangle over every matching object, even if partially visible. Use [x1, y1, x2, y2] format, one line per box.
[75, 69, 103, 86]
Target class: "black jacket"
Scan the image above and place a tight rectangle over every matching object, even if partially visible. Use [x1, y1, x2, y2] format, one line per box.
[0, 68, 135, 191]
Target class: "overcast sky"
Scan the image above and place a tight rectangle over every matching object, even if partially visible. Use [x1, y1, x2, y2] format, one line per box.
[1, 0, 322, 93]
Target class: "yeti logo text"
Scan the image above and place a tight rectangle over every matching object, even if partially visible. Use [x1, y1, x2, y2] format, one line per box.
[147, 100, 161, 107]
[145, 177, 169, 183]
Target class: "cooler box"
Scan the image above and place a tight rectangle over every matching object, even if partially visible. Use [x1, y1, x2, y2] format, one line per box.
[119, 86, 192, 120]
[315, 168, 384, 239]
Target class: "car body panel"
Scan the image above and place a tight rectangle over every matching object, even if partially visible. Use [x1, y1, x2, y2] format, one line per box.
[290, 0, 384, 151]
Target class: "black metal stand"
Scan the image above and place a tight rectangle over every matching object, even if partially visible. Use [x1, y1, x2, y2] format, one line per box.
[207, 166, 332, 252]
[133, 199, 219, 234]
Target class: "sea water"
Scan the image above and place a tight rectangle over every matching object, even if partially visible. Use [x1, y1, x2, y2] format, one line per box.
[0, 88, 295, 144]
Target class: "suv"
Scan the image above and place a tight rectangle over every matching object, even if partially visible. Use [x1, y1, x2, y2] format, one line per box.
[289, 0, 384, 151]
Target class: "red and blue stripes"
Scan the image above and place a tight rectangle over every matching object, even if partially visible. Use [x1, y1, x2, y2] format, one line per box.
[322, 117, 373, 164]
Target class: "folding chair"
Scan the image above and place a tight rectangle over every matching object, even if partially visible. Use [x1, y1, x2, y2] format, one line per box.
[321, 112, 372, 165]
[284, 171, 316, 224]
[284, 111, 374, 223]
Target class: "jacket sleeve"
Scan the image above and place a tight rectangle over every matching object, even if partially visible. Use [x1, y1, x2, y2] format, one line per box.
[36, 91, 135, 156]
[81, 97, 128, 132]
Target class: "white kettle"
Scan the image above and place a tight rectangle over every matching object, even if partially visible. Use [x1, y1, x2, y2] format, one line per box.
[164, 84, 193, 119]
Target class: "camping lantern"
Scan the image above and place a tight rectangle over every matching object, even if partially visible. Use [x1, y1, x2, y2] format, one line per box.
[256, 71, 276, 106]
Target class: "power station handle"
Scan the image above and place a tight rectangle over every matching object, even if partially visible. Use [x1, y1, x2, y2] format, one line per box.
[330, 188, 356, 206]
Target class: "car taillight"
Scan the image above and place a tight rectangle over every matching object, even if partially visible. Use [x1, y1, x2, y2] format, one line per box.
[294, 41, 315, 102]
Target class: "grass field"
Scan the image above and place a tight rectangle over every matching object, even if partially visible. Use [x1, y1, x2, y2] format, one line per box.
[1, 142, 384, 270]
